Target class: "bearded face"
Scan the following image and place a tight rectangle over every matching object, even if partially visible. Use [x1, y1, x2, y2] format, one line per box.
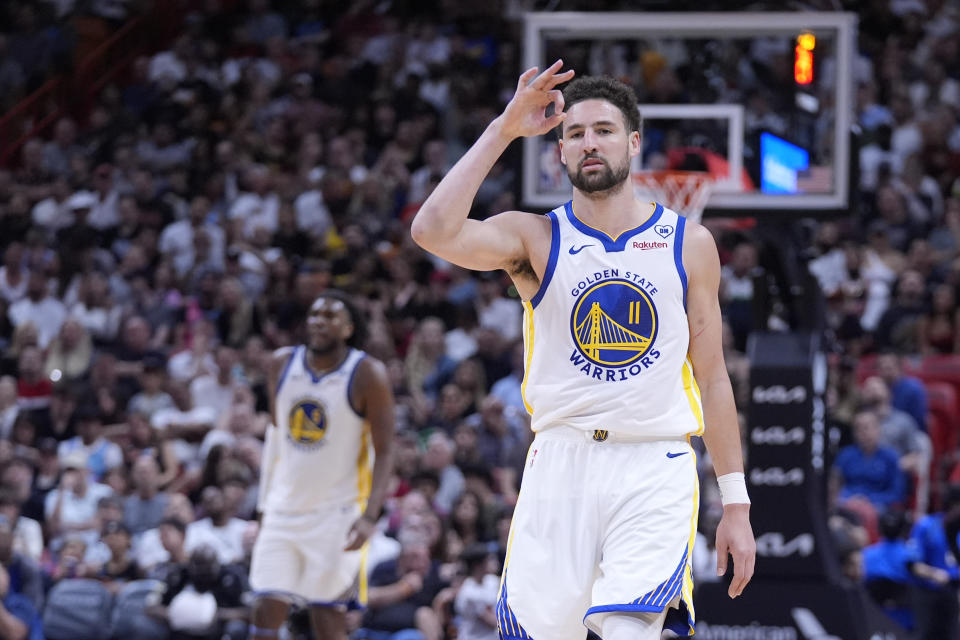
[566, 151, 631, 195]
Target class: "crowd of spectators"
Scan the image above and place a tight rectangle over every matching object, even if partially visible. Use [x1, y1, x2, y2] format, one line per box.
[0, 0, 958, 638]
[803, 1, 960, 637]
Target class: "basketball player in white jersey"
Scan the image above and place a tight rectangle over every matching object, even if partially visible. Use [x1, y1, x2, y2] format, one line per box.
[411, 61, 755, 640]
[249, 291, 395, 640]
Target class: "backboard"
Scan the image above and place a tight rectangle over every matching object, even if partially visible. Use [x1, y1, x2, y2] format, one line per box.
[523, 12, 857, 214]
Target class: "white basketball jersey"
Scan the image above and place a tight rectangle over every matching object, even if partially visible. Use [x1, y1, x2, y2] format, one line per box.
[261, 346, 372, 514]
[520, 201, 705, 439]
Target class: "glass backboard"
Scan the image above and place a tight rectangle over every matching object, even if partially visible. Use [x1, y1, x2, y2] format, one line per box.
[523, 12, 857, 214]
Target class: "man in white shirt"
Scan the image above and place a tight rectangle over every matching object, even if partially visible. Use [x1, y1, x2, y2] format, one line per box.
[228, 165, 279, 240]
[184, 486, 248, 565]
[0, 242, 27, 304]
[189, 345, 238, 416]
[167, 322, 217, 384]
[30, 177, 74, 233]
[57, 405, 123, 482]
[86, 164, 121, 231]
[44, 450, 114, 549]
[159, 195, 226, 277]
[133, 493, 196, 570]
[8, 270, 65, 349]
[0, 488, 42, 562]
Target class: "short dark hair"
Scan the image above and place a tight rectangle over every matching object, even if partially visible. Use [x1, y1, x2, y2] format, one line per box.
[313, 289, 368, 349]
[560, 76, 641, 138]
[160, 517, 187, 534]
[878, 510, 907, 540]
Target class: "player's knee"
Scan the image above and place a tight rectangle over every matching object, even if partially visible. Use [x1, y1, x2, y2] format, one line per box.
[600, 612, 667, 640]
[250, 597, 289, 628]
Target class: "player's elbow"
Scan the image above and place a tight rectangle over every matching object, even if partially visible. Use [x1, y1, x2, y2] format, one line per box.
[410, 213, 431, 249]
[410, 210, 449, 252]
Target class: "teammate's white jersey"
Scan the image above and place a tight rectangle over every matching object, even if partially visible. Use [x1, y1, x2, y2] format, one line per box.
[260, 346, 372, 514]
[520, 201, 704, 439]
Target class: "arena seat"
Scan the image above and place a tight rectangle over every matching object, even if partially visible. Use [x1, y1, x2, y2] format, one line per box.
[925, 383, 960, 511]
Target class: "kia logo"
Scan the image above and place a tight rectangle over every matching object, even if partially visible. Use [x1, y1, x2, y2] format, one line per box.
[756, 532, 815, 557]
[750, 467, 805, 486]
[753, 385, 807, 404]
[751, 426, 806, 446]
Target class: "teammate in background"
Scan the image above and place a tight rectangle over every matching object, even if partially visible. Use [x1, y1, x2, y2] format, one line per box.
[249, 291, 395, 640]
[411, 61, 755, 640]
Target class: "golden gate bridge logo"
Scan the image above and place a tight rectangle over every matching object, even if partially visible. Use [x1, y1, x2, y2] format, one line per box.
[570, 280, 657, 367]
[288, 399, 328, 449]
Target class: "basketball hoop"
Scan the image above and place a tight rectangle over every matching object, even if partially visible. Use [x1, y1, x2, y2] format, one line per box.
[632, 170, 713, 224]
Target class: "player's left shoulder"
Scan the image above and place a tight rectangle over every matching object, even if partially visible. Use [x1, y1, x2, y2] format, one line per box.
[349, 353, 393, 417]
[680, 220, 720, 273]
[352, 352, 389, 387]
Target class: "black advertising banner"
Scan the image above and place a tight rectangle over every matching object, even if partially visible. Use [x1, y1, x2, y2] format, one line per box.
[729, 334, 909, 638]
[696, 580, 910, 640]
[746, 333, 836, 581]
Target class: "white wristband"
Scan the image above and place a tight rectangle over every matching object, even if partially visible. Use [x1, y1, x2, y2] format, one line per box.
[717, 472, 751, 505]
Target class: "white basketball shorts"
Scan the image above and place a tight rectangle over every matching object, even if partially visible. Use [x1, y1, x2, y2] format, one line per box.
[250, 501, 367, 606]
[497, 426, 699, 640]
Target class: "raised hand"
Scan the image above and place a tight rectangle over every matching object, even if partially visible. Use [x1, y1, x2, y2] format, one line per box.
[498, 60, 575, 140]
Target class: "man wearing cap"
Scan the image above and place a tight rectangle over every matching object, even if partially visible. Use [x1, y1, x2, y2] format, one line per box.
[55, 191, 100, 279]
[44, 449, 114, 548]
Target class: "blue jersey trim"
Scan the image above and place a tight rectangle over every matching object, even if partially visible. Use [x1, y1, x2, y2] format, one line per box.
[251, 589, 306, 605]
[252, 590, 365, 611]
[583, 547, 688, 619]
[564, 201, 663, 253]
[497, 571, 532, 639]
[635, 547, 688, 607]
[309, 598, 366, 611]
[346, 353, 367, 417]
[585, 603, 667, 617]
[275, 348, 298, 397]
[302, 347, 353, 384]
[530, 210, 560, 309]
[674, 215, 688, 310]
[584, 604, 694, 637]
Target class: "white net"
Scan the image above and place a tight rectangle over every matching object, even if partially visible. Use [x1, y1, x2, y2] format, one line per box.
[632, 170, 713, 224]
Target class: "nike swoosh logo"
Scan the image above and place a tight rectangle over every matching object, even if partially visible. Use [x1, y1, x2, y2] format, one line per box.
[569, 244, 593, 255]
[666, 451, 689, 458]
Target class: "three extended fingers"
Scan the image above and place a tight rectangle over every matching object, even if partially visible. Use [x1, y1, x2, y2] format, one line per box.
[518, 60, 575, 94]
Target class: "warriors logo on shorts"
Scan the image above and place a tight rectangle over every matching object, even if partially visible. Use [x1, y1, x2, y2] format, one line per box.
[288, 400, 328, 449]
[570, 279, 658, 368]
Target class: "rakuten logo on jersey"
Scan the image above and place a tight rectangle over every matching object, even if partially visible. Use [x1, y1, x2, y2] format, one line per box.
[750, 467, 805, 486]
[751, 426, 806, 446]
[752, 385, 807, 404]
[756, 532, 815, 558]
[632, 240, 668, 250]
